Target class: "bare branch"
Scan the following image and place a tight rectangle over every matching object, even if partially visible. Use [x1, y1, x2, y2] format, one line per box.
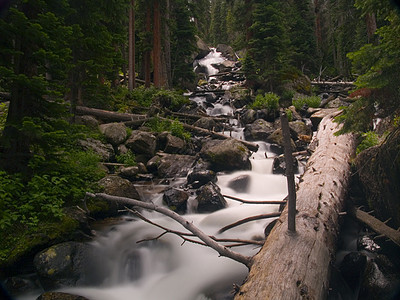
[218, 213, 281, 234]
[86, 192, 254, 268]
[223, 194, 286, 205]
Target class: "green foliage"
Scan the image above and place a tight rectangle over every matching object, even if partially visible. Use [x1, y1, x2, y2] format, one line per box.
[251, 92, 280, 110]
[146, 117, 191, 141]
[292, 95, 321, 110]
[116, 150, 137, 166]
[0, 102, 8, 133]
[356, 131, 380, 154]
[153, 89, 190, 111]
[285, 109, 293, 122]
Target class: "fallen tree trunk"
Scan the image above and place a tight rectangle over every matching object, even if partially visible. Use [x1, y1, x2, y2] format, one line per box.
[235, 112, 356, 300]
[349, 206, 400, 248]
[75, 106, 147, 122]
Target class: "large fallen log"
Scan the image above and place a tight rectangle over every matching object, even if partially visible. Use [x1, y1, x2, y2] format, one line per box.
[75, 106, 147, 122]
[235, 112, 356, 300]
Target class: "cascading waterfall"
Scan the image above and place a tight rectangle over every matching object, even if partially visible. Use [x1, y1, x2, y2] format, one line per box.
[18, 49, 289, 300]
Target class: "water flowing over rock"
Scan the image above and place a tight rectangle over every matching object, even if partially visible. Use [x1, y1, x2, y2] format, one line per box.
[33, 242, 91, 290]
[99, 122, 127, 146]
[227, 175, 251, 193]
[148, 153, 197, 178]
[78, 138, 114, 161]
[200, 139, 251, 172]
[195, 182, 227, 213]
[216, 44, 237, 61]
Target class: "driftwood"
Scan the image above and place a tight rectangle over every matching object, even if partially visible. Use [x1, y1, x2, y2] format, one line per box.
[174, 120, 259, 152]
[223, 194, 286, 205]
[218, 213, 281, 234]
[235, 112, 356, 300]
[349, 206, 400, 248]
[85, 192, 253, 268]
[75, 106, 147, 122]
[311, 81, 355, 87]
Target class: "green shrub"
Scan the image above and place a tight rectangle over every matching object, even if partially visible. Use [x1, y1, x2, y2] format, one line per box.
[356, 131, 380, 154]
[0, 102, 8, 133]
[251, 92, 280, 110]
[116, 150, 137, 166]
[292, 95, 321, 110]
[146, 117, 191, 141]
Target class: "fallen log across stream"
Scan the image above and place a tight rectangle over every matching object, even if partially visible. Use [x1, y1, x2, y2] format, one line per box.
[235, 111, 356, 300]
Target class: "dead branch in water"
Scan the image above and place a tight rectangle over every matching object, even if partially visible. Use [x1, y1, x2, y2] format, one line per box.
[86, 192, 254, 268]
[218, 213, 281, 234]
[128, 208, 264, 247]
[223, 194, 286, 205]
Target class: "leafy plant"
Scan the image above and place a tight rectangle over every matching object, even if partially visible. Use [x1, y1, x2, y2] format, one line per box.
[292, 95, 320, 110]
[251, 92, 280, 110]
[116, 150, 137, 166]
[356, 131, 380, 154]
[146, 117, 191, 141]
[0, 102, 8, 133]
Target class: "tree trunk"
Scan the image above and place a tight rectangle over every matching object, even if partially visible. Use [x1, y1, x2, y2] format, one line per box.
[153, 0, 162, 88]
[144, 5, 151, 88]
[235, 112, 356, 300]
[75, 106, 146, 122]
[162, 0, 172, 88]
[128, 0, 136, 91]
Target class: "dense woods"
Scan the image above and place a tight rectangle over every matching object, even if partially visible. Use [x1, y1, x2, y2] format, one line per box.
[1, 0, 400, 298]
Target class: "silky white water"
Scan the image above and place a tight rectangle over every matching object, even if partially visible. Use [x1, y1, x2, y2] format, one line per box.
[17, 49, 288, 300]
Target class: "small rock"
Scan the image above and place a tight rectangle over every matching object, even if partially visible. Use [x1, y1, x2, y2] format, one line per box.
[187, 169, 217, 188]
[196, 182, 227, 213]
[163, 188, 189, 214]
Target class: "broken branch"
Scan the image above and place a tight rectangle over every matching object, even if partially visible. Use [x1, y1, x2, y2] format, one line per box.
[218, 213, 281, 234]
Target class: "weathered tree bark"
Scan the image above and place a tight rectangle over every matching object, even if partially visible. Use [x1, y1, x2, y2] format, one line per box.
[144, 5, 151, 88]
[75, 106, 146, 122]
[235, 112, 356, 300]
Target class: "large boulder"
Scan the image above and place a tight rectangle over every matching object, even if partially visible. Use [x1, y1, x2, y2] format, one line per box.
[244, 119, 275, 141]
[157, 132, 186, 154]
[74, 115, 99, 129]
[193, 117, 221, 131]
[200, 139, 251, 172]
[78, 138, 114, 161]
[125, 131, 157, 158]
[99, 122, 127, 146]
[33, 242, 91, 290]
[163, 187, 189, 214]
[88, 175, 141, 217]
[216, 44, 237, 61]
[187, 169, 217, 188]
[195, 36, 211, 60]
[196, 182, 227, 213]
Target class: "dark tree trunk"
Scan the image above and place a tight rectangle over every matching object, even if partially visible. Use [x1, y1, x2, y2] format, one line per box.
[144, 5, 151, 88]
[153, 0, 162, 88]
[128, 0, 136, 91]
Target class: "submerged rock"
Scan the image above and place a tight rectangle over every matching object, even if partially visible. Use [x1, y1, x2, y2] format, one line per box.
[196, 182, 227, 213]
[227, 174, 251, 193]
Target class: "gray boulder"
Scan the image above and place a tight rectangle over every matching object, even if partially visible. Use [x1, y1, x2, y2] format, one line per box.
[33, 242, 91, 290]
[163, 187, 189, 214]
[244, 119, 275, 141]
[241, 109, 257, 125]
[119, 166, 140, 180]
[78, 138, 114, 161]
[196, 182, 227, 213]
[74, 115, 99, 129]
[99, 122, 127, 146]
[187, 169, 217, 188]
[216, 44, 237, 61]
[126, 130, 157, 158]
[200, 139, 251, 172]
[193, 117, 221, 131]
[157, 132, 186, 154]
